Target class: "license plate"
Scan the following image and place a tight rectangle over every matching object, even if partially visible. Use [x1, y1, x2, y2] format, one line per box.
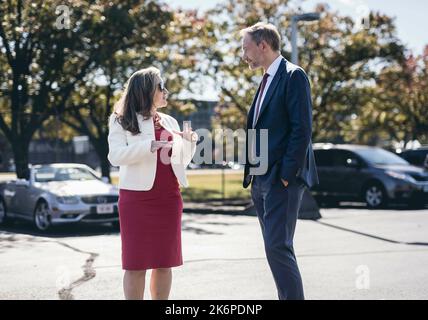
[424, 185, 428, 192]
[96, 204, 114, 214]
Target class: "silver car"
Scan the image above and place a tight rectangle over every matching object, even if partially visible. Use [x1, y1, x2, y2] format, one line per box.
[0, 163, 119, 232]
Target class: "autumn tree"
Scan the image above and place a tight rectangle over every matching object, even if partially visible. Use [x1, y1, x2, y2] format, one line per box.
[56, 8, 202, 179]
[0, 0, 172, 178]
[192, 0, 406, 144]
[348, 46, 428, 146]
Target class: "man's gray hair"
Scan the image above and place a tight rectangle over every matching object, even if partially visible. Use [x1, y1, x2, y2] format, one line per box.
[240, 22, 281, 52]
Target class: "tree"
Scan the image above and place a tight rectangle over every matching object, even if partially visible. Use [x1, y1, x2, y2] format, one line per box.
[349, 46, 428, 146]
[297, 7, 405, 142]
[57, 8, 201, 180]
[192, 0, 405, 144]
[0, 0, 172, 178]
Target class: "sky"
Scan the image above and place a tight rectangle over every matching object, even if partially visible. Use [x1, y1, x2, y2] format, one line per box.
[163, 0, 427, 100]
[164, 0, 428, 55]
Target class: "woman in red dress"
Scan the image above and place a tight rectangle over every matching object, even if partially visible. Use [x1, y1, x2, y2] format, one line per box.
[107, 67, 197, 300]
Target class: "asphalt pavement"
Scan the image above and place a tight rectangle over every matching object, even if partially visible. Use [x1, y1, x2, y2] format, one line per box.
[1, 205, 428, 300]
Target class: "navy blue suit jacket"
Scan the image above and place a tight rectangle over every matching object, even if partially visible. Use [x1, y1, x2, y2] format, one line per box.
[243, 57, 319, 189]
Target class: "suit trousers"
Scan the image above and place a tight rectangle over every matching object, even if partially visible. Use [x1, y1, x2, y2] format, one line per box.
[251, 174, 306, 300]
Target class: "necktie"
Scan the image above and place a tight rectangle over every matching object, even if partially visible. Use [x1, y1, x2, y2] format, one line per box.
[253, 73, 269, 127]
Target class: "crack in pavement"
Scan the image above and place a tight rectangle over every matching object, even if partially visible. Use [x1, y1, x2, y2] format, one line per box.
[45, 240, 99, 300]
[0, 232, 100, 300]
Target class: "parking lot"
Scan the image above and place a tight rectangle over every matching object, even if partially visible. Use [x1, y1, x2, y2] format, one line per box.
[1, 204, 427, 300]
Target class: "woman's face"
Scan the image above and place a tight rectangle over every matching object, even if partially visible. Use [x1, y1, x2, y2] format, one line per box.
[153, 78, 169, 109]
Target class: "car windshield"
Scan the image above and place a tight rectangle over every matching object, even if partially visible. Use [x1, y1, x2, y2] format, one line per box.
[34, 166, 98, 182]
[353, 148, 409, 166]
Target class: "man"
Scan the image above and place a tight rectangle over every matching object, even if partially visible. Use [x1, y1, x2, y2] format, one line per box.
[241, 22, 319, 300]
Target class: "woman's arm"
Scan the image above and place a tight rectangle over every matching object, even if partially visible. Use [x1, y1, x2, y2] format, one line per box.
[107, 114, 153, 166]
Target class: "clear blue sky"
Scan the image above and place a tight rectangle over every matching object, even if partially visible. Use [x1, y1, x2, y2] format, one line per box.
[164, 0, 428, 55]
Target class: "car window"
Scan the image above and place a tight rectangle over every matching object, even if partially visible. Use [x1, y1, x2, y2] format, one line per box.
[331, 150, 361, 167]
[314, 150, 335, 167]
[354, 148, 409, 166]
[34, 167, 98, 182]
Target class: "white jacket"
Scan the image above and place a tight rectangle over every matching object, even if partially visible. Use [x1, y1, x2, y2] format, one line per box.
[107, 112, 197, 191]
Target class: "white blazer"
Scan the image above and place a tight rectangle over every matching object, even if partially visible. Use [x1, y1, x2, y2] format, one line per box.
[107, 112, 197, 191]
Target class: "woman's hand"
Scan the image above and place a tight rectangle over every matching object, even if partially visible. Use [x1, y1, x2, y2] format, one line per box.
[151, 140, 173, 153]
[172, 129, 197, 142]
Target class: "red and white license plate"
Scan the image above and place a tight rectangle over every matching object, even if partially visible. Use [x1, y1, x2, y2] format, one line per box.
[96, 204, 114, 214]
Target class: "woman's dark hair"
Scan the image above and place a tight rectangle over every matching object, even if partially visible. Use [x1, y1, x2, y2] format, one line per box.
[113, 67, 161, 135]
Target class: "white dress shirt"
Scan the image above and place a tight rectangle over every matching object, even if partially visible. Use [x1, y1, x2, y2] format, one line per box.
[252, 55, 283, 127]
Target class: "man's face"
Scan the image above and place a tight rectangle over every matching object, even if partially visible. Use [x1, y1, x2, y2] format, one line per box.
[242, 34, 263, 70]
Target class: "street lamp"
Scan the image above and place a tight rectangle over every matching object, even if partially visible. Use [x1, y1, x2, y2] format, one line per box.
[291, 12, 321, 64]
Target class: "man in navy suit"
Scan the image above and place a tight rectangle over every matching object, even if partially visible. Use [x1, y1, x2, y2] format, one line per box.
[241, 22, 319, 300]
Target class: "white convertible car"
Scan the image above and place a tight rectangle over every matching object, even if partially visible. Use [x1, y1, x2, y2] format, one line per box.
[0, 163, 119, 232]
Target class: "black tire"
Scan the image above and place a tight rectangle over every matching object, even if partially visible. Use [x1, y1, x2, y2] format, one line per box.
[33, 201, 52, 232]
[363, 182, 388, 209]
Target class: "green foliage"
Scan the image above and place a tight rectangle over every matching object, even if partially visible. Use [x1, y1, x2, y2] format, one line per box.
[0, 0, 173, 177]
[192, 0, 425, 147]
[348, 47, 428, 145]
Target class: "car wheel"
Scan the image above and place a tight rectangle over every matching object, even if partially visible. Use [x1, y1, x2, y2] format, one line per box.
[0, 198, 8, 225]
[364, 183, 388, 209]
[34, 201, 52, 232]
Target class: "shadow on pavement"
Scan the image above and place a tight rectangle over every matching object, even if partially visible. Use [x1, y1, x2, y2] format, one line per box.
[0, 213, 237, 238]
[318, 201, 428, 211]
[0, 220, 119, 238]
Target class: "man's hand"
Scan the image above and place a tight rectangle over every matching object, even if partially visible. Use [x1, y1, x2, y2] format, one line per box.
[281, 179, 289, 188]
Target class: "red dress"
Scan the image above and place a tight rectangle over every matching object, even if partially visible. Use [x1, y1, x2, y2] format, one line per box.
[118, 121, 183, 270]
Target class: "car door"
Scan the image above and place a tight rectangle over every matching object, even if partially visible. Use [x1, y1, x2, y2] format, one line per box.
[321, 150, 348, 197]
[2, 181, 18, 216]
[312, 149, 336, 195]
[12, 179, 33, 218]
[329, 150, 367, 198]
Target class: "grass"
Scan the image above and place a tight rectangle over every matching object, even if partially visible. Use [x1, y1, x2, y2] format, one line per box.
[182, 173, 250, 201]
[112, 173, 250, 202]
[0, 172, 249, 202]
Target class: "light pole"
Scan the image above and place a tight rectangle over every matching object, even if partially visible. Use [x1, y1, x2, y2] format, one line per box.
[291, 12, 320, 65]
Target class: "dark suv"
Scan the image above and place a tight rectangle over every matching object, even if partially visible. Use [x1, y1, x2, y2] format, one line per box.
[311, 144, 428, 209]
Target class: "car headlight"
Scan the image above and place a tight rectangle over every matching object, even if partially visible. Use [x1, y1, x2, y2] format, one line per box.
[56, 196, 80, 204]
[386, 170, 416, 182]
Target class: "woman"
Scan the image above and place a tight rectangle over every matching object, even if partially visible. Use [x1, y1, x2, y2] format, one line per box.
[107, 67, 197, 300]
